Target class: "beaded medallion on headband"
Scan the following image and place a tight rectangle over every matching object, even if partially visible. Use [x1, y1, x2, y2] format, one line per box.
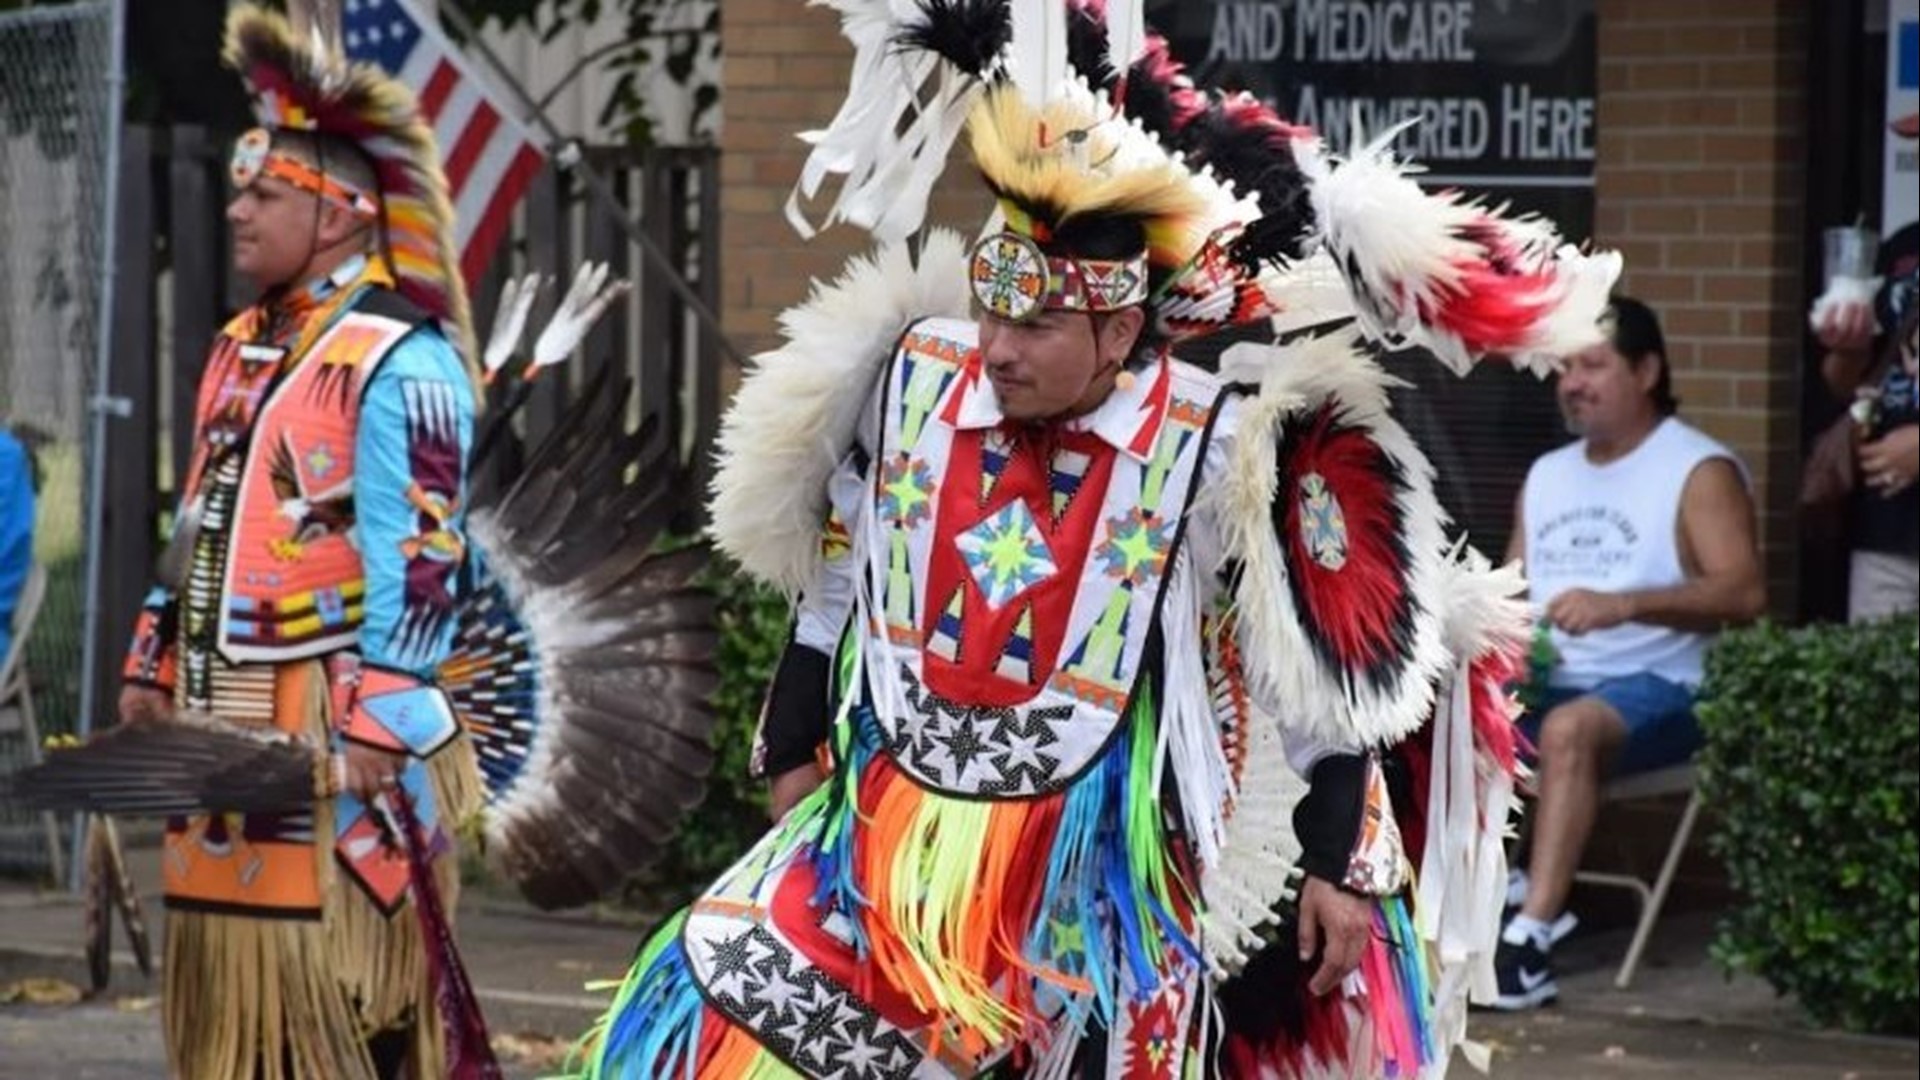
[965, 84, 1274, 343]
[229, 126, 380, 222]
[969, 231, 1147, 321]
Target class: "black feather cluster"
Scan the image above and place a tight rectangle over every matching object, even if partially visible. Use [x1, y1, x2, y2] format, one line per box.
[1119, 72, 1184, 143]
[895, 0, 1318, 270]
[894, 0, 1012, 79]
[1063, 5, 1317, 269]
[1064, 0, 1115, 90]
[1177, 101, 1317, 270]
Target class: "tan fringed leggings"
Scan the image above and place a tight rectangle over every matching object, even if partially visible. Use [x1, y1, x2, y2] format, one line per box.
[162, 663, 482, 1080]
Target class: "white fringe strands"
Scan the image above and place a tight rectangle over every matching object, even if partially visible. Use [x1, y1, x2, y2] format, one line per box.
[787, 0, 990, 242]
[1156, 547, 1234, 872]
[164, 912, 380, 1080]
[1417, 547, 1532, 1075]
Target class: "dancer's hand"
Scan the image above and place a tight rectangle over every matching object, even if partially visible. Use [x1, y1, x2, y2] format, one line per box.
[342, 742, 408, 803]
[1298, 876, 1372, 996]
[118, 684, 174, 726]
[768, 762, 826, 822]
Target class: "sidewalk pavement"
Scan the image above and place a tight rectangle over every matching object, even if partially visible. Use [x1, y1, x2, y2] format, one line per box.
[2, 840, 1916, 1077]
[1, 840, 643, 1075]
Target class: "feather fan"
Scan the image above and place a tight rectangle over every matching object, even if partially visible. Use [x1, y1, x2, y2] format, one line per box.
[10, 715, 319, 817]
[454, 367, 720, 910]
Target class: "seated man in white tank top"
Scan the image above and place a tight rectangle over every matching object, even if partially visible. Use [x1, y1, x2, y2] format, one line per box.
[1491, 297, 1766, 1010]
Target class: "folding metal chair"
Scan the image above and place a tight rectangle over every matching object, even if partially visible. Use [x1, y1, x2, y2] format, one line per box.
[1, 562, 64, 884]
[1572, 761, 1703, 989]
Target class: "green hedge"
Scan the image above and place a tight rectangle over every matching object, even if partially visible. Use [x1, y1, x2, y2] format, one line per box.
[1696, 615, 1920, 1035]
[619, 557, 788, 912]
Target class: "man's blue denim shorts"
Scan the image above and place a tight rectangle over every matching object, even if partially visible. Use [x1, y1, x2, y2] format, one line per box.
[1518, 672, 1702, 777]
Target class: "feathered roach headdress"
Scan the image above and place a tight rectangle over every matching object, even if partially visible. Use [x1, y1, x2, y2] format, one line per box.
[799, 0, 1620, 373]
[222, 3, 474, 361]
[963, 82, 1274, 343]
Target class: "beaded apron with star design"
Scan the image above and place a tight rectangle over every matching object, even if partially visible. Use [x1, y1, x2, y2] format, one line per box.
[859, 317, 1221, 798]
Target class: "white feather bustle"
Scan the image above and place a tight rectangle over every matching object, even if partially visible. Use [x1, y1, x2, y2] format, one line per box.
[708, 229, 971, 597]
[1435, 544, 1533, 665]
[1294, 124, 1621, 376]
[1204, 331, 1452, 750]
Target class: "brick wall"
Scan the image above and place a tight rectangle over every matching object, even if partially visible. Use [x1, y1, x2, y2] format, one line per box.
[719, 0, 988, 363]
[1595, 0, 1808, 613]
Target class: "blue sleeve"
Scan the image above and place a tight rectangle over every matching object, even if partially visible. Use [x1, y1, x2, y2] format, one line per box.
[352, 330, 474, 682]
[0, 432, 34, 664]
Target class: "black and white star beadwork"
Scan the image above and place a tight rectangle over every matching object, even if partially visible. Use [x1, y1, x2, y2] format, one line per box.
[690, 923, 923, 1079]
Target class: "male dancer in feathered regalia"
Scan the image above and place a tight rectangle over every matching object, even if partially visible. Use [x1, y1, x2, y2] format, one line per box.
[577, 2, 1621, 1076]
[116, 7, 478, 1076]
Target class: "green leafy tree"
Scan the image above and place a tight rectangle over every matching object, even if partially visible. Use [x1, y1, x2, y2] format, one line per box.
[458, 0, 719, 147]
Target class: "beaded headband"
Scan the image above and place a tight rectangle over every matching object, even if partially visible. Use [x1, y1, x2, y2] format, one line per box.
[969, 231, 1148, 322]
[230, 126, 379, 222]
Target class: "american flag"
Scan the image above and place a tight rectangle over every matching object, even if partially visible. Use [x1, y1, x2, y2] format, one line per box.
[343, 0, 544, 285]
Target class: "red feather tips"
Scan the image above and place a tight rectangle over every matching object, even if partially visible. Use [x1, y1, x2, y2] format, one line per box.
[1215, 90, 1314, 143]
[1273, 402, 1420, 697]
[1468, 632, 1526, 779]
[1122, 37, 1210, 133]
[1416, 216, 1568, 357]
[1419, 258, 1563, 357]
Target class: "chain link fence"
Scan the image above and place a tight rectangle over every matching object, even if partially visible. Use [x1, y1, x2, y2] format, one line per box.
[0, 0, 115, 878]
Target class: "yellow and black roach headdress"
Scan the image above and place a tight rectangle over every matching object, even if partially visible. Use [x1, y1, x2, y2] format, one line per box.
[222, 3, 472, 357]
[964, 82, 1275, 344]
